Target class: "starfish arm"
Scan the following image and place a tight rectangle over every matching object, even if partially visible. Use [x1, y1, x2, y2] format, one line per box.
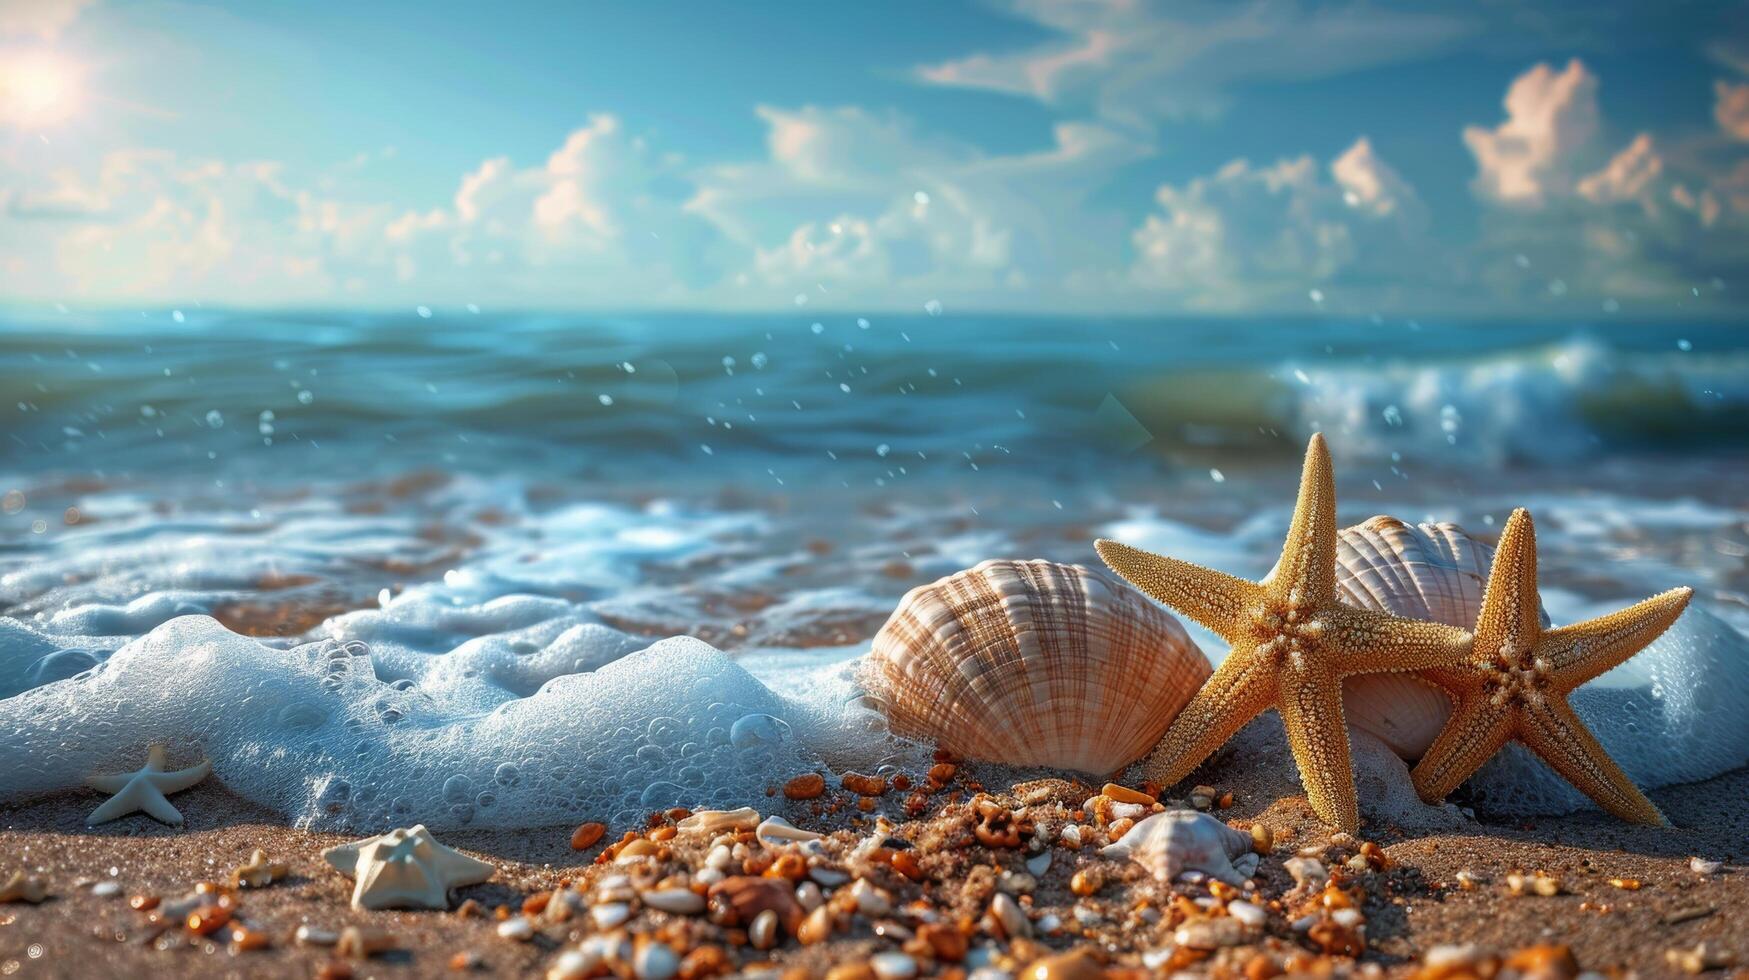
[1277, 670, 1361, 832]
[1136, 646, 1276, 788]
[87, 788, 140, 825]
[1409, 696, 1514, 804]
[1094, 539, 1262, 642]
[1474, 509, 1542, 656]
[136, 789, 187, 825]
[1265, 433, 1337, 606]
[154, 760, 212, 795]
[1544, 587, 1693, 689]
[1519, 696, 1667, 826]
[1325, 606, 1473, 674]
[85, 773, 133, 794]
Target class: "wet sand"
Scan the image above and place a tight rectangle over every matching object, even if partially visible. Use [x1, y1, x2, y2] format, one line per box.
[2, 722, 1743, 979]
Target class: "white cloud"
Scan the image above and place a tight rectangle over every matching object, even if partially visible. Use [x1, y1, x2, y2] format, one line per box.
[1129, 138, 1426, 307]
[691, 107, 1147, 305]
[0, 0, 93, 39]
[1463, 59, 1603, 207]
[1716, 80, 1749, 141]
[1465, 61, 1749, 305]
[917, 0, 1473, 125]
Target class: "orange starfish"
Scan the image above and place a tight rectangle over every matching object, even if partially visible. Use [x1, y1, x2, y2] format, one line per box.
[1097, 433, 1473, 832]
[1411, 508, 1691, 825]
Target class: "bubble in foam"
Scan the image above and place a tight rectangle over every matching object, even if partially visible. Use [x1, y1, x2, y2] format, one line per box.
[0, 617, 857, 830]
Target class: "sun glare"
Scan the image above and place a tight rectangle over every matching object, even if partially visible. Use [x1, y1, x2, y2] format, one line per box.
[1, 52, 85, 127]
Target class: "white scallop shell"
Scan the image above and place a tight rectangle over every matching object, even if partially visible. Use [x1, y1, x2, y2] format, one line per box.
[1336, 516, 1548, 759]
[860, 559, 1209, 776]
[1101, 809, 1258, 886]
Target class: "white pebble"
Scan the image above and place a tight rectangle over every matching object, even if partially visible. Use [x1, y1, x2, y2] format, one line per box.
[634, 942, 680, 980]
[295, 925, 339, 946]
[91, 881, 122, 898]
[705, 844, 733, 871]
[547, 948, 592, 980]
[871, 952, 918, 979]
[808, 865, 850, 887]
[1059, 824, 1082, 848]
[851, 878, 891, 916]
[695, 867, 725, 886]
[591, 902, 631, 930]
[641, 888, 704, 915]
[497, 916, 534, 941]
[795, 881, 824, 911]
[1228, 899, 1266, 928]
[1689, 856, 1723, 875]
[1025, 852, 1051, 876]
[1110, 801, 1147, 821]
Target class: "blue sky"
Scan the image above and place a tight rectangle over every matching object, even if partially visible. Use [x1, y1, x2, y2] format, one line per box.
[3, 0, 1748, 315]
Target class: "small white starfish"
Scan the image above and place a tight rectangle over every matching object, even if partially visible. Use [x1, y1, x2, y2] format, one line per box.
[86, 745, 211, 826]
[322, 825, 494, 910]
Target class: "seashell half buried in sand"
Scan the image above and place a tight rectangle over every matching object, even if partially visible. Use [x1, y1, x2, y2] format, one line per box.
[1332, 516, 1548, 759]
[859, 559, 1210, 776]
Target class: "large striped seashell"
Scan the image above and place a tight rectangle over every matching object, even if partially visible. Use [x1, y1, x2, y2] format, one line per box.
[1335, 516, 1548, 759]
[860, 559, 1209, 776]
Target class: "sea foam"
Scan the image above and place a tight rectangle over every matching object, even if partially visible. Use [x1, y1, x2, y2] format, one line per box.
[0, 616, 857, 830]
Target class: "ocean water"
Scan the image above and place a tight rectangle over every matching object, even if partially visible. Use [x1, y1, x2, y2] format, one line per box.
[2, 309, 1747, 827]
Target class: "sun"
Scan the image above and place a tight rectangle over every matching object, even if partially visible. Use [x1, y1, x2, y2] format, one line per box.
[1, 51, 85, 127]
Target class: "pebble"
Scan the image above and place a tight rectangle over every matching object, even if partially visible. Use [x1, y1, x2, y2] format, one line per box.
[1100, 783, 1156, 806]
[569, 822, 606, 850]
[1022, 947, 1104, 980]
[591, 902, 631, 929]
[677, 808, 760, 835]
[989, 892, 1031, 939]
[1285, 856, 1328, 887]
[998, 870, 1036, 894]
[1227, 899, 1266, 928]
[1058, 825, 1082, 848]
[1025, 852, 1052, 876]
[784, 773, 827, 799]
[548, 949, 592, 980]
[1688, 856, 1723, 875]
[705, 844, 733, 871]
[634, 942, 680, 980]
[851, 878, 892, 916]
[809, 865, 850, 887]
[1666, 941, 1736, 974]
[295, 925, 339, 946]
[336, 927, 396, 959]
[870, 952, 918, 979]
[91, 880, 122, 898]
[1175, 917, 1244, 950]
[795, 881, 823, 911]
[496, 917, 534, 941]
[641, 888, 705, 915]
[750, 908, 779, 950]
[1423, 944, 1484, 969]
[1109, 801, 1147, 821]
[798, 904, 834, 945]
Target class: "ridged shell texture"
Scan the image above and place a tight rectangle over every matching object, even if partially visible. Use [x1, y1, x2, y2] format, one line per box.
[862, 559, 1209, 775]
[1336, 516, 1549, 759]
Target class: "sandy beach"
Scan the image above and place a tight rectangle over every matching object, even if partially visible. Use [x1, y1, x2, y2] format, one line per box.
[4, 717, 1743, 978]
